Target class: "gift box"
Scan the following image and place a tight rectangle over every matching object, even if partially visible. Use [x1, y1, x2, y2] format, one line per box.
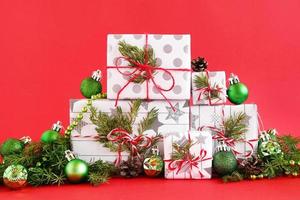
[70, 99, 190, 163]
[164, 131, 213, 179]
[107, 34, 191, 101]
[192, 71, 226, 105]
[190, 104, 259, 158]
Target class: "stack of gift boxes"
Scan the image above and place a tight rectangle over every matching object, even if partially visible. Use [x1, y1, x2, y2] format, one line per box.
[70, 34, 259, 179]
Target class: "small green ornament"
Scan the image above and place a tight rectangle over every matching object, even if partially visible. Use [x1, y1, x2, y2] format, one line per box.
[227, 73, 248, 105]
[41, 121, 62, 143]
[213, 141, 237, 176]
[80, 70, 102, 98]
[3, 164, 28, 189]
[0, 139, 24, 156]
[64, 150, 89, 183]
[143, 147, 164, 177]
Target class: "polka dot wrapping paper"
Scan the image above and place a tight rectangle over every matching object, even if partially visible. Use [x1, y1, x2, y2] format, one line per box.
[107, 34, 191, 100]
[192, 71, 227, 105]
[69, 99, 190, 163]
[164, 131, 212, 179]
[190, 104, 259, 159]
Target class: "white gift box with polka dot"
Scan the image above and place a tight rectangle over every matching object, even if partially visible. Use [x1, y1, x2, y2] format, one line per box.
[164, 131, 212, 179]
[190, 104, 259, 159]
[192, 71, 227, 105]
[70, 99, 190, 163]
[107, 34, 191, 100]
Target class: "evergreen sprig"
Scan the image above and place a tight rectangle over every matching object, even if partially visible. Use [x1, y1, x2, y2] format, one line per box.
[89, 100, 160, 152]
[118, 41, 157, 83]
[88, 160, 116, 186]
[223, 112, 248, 140]
[193, 74, 222, 100]
[171, 141, 194, 160]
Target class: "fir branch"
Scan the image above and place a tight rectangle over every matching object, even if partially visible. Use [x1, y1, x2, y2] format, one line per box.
[278, 135, 300, 161]
[223, 112, 248, 140]
[137, 107, 158, 134]
[88, 160, 116, 186]
[128, 100, 141, 124]
[90, 100, 157, 152]
[222, 171, 244, 182]
[193, 74, 222, 100]
[171, 141, 194, 160]
[118, 41, 157, 83]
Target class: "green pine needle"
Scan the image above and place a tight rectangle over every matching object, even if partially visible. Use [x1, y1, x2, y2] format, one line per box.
[88, 160, 116, 186]
[193, 74, 222, 100]
[223, 112, 248, 140]
[90, 100, 159, 152]
[118, 41, 157, 83]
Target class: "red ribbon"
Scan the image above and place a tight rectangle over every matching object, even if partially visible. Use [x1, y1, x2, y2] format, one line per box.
[198, 108, 257, 158]
[194, 70, 224, 105]
[165, 149, 212, 179]
[107, 34, 191, 111]
[107, 128, 153, 166]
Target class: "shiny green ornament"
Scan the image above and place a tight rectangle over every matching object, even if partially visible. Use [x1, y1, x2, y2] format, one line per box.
[64, 150, 89, 183]
[227, 73, 248, 105]
[41, 121, 62, 143]
[0, 139, 24, 156]
[80, 70, 102, 98]
[143, 147, 164, 177]
[213, 141, 237, 176]
[3, 164, 28, 189]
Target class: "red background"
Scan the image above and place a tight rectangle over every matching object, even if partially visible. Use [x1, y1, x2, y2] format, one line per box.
[0, 0, 300, 141]
[0, 0, 300, 198]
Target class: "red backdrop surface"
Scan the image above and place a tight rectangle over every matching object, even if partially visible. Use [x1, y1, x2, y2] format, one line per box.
[0, 0, 300, 199]
[0, 0, 300, 141]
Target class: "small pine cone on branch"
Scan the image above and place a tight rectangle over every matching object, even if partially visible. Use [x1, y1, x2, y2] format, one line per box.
[119, 156, 143, 178]
[191, 57, 208, 72]
[238, 155, 264, 177]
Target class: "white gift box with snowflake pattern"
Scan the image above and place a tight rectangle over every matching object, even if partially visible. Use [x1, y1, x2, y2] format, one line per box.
[70, 99, 190, 163]
[107, 34, 191, 100]
[190, 104, 259, 158]
[164, 131, 213, 179]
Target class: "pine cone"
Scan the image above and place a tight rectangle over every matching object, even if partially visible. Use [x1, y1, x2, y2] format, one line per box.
[238, 155, 264, 176]
[119, 156, 143, 178]
[191, 57, 208, 72]
[23, 142, 42, 157]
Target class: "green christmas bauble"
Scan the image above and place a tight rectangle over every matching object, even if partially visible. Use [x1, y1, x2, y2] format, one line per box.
[65, 159, 89, 183]
[41, 130, 60, 143]
[143, 155, 164, 177]
[258, 141, 282, 158]
[3, 164, 28, 189]
[213, 151, 237, 176]
[80, 78, 102, 98]
[0, 139, 24, 156]
[227, 83, 248, 105]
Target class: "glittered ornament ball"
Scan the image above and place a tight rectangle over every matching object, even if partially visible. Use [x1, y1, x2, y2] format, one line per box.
[213, 142, 238, 176]
[41, 130, 60, 143]
[65, 159, 89, 183]
[143, 155, 164, 177]
[80, 70, 102, 98]
[227, 73, 248, 105]
[0, 139, 24, 156]
[3, 164, 28, 189]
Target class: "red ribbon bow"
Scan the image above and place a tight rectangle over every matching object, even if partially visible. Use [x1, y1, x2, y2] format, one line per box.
[199, 126, 256, 157]
[107, 128, 153, 166]
[194, 70, 224, 105]
[166, 149, 212, 179]
[198, 107, 257, 157]
[107, 34, 191, 111]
